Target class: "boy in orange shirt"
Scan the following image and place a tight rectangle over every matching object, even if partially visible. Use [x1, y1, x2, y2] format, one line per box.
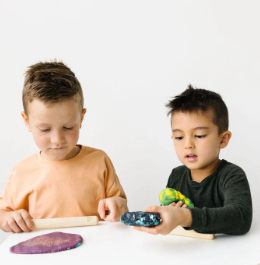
[0, 61, 128, 233]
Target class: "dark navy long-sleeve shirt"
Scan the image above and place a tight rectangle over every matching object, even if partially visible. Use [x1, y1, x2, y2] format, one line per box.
[166, 159, 252, 235]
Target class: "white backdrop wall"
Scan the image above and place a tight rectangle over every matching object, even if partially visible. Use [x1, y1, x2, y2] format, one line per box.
[0, 0, 259, 243]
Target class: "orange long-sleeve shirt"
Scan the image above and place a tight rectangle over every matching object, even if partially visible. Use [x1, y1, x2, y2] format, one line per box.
[0, 145, 126, 219]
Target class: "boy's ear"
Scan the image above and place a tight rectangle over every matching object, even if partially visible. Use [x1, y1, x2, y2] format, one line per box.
[219, 131, 232, 149]
[80, 108, 87, 128]
[21, 111, 31, 132]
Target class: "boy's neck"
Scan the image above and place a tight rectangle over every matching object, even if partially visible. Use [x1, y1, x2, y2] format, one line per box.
[190, 158, 221, 183]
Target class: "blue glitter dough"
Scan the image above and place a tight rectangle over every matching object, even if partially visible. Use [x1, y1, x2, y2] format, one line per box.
[120, 211, 161, 227]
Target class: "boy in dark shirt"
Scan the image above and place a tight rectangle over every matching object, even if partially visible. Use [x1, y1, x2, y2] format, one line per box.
[134, 85, 252, 235]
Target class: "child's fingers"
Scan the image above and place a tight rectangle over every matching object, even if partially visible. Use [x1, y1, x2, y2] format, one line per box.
[13, 212, 31, 232]
[2, 221, 13, 233]
[145, 206, 160, 213]
[104, 213, 118, 222]
[98, 199, 119, 221]
[97, 199, 107, 219]
[103, 203, 119, 222]
[133, 226, 142, 231]
[169, 201, 188, 208]
[8, 217, 22, 233]
[170, 201, 185, 207]
[176, 201, 184, 207]
[133, 225, 159, 235]
[20, 210, 34, 230]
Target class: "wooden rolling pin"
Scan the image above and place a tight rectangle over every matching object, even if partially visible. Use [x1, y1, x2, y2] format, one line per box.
[170, 226, 215, 240]
[32, 216, 99, 230]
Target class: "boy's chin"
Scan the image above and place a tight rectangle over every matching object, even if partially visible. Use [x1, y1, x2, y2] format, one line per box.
[184, 164, 199, 170]
[181, 160, 201, 170]
[41, 150, 69, 161]
[182, 159, 220, 171]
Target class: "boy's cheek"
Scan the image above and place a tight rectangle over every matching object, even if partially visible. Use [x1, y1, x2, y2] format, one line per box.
[32, 132, 49, 150]
[71, 131, 80, 140]
[201, 141, 219, 157]
[66, 129, 80, 140]
[174, 147, 184, 160]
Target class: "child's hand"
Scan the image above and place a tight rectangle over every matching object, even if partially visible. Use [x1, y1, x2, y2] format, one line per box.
[169, 201, 187, 208]
[2, 209, 34, 233]
[98, 196, 128, 222]
[133, 205, 192, 235]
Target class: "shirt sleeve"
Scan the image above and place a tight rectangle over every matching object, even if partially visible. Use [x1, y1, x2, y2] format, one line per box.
[104, 154, 126, 199]
[188, 170, 252, 235]
[0, 166, 16, 211]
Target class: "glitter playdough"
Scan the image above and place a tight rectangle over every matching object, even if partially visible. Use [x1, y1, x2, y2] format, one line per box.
[10, 232, 83, 254]
[120, 211, 161, 227]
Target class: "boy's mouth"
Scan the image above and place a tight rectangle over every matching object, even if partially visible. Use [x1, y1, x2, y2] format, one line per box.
[185, 154, 198, 162]
[51, 147, 65, 150]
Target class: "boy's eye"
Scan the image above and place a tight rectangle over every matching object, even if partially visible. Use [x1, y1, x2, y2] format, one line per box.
[64, 127, 73, 130]
[195, 135, 206, 139]
[175, 137, 183, 140]
[40, 129, 50, 132]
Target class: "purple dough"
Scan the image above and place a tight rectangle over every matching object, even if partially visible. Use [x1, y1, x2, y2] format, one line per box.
[10, 232, 83, 254]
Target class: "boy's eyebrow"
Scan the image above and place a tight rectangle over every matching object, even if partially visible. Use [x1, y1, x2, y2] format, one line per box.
[193, 126, 210, 130]
[172, 129, 182, 133]
[172, 126, 209, 132]
[36, 123, 50, 126]
[36, 122, 75, 127]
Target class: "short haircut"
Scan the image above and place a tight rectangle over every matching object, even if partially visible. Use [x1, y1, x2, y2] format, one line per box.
[166, 84, 229, 134]
[23, 61, 84, 114]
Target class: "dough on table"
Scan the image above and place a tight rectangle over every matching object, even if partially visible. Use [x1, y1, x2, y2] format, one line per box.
[10, 232, 83, 254]
[121, 211, 161, 227]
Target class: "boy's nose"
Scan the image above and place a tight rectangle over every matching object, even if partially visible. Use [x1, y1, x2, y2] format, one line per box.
[185, 138, 194, 149]
[51, 132, 64, 144]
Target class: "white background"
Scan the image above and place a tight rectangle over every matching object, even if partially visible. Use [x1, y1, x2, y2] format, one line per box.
[0, 0, 259, 244]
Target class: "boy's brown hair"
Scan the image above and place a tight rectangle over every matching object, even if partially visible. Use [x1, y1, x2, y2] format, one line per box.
[166, 84, 229, 135]
[23, 61, 84, 114]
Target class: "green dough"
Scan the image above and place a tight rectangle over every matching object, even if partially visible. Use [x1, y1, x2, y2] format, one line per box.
[159, 188, 194, 208]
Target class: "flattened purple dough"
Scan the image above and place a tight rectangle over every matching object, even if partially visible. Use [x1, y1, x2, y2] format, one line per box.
[10, 232, 83, 254]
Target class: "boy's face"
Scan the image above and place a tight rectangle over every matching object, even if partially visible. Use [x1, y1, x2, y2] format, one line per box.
[171, 110, 230, 171]
[21, 98, 86, 161]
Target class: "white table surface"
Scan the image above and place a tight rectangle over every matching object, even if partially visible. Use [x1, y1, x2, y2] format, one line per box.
[0, 221, 259, 265]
